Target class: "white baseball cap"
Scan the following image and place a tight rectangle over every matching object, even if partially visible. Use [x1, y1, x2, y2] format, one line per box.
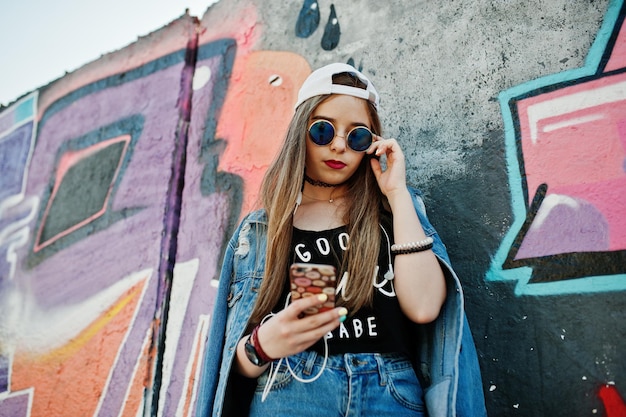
[294, 63, 380, 110]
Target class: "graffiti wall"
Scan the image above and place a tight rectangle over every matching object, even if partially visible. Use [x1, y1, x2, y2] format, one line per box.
[0, 0, 623, 416]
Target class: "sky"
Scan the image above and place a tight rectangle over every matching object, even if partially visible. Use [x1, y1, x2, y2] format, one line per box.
[0, 0, 219, 107]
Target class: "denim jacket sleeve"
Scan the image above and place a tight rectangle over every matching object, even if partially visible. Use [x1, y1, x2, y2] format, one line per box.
[195, 210, 268, 417]
[408, 187, 487, 417]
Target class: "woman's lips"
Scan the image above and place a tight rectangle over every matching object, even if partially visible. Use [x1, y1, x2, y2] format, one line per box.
[325, 160, 346, 169]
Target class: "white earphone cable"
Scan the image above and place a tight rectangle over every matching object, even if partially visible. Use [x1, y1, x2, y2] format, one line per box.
[261, 293, 330, 402]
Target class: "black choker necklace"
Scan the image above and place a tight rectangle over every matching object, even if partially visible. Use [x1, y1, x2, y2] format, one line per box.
[304, 173, 343, 188]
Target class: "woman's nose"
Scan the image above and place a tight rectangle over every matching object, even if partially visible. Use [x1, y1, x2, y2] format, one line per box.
[330, 132, 347, 151]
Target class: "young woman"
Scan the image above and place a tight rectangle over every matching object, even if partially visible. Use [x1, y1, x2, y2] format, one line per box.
[197, 63, 487, 417]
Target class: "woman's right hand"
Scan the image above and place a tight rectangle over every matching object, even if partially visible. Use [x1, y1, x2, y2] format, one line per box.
[259, 293, 347, 358]
[235, 294, 347, 377]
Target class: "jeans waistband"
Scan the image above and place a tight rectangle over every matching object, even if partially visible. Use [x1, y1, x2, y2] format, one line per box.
[290, 350, 413, 380]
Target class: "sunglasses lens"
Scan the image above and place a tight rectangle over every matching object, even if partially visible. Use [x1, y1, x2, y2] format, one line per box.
[308, 120, 335, 146]
[348, 127, 373, 151]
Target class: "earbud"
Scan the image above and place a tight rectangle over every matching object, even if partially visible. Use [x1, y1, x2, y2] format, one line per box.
[294, 191, 303, 215]
[384, 266, 394, 281]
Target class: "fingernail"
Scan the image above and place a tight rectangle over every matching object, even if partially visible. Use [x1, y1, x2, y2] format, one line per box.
[317, 294, 328, 302]
[338, 307, 348, 316]
[339, 315, 347, 322]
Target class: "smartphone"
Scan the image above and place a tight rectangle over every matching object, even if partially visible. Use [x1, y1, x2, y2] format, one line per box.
[289, 263, 337, 316]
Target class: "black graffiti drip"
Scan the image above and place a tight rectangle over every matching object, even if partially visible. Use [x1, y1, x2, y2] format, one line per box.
[321, 4, 340, 51]
[346, 58, 364, 72]
[294, 1, 341, 51]
[296, 0, 320, 38]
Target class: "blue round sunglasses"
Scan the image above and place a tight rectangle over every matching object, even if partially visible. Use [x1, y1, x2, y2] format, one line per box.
[307, 120, 373, 152]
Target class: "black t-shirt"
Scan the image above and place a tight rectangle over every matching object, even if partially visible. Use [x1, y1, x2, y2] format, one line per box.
[278, 213, 418, 357]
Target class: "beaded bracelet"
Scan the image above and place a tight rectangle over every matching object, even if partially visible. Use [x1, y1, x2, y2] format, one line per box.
[391, 236, 434, 255]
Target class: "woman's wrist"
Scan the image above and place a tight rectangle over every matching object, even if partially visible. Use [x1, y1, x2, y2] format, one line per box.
[245, 324, 275, 366]
[385, 187, 412, 210]
[235, 335, 269, 377]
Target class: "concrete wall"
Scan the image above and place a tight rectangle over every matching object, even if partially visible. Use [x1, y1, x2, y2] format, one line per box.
[0, 0, 624, 416]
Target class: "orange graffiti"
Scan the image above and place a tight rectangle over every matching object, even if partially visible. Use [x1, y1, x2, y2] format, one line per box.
[199, 3, 260, 52]
[118, 329, 152, 417]
[179, 318, 209, 416]
[10, 277, 147, 417]
[196, 0, 310, 217]
[216, 51, 311, 216]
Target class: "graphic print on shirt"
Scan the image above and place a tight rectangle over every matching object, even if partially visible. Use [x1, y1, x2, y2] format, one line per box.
[292, 229, 396, 299]
[289, 223, 411, 354]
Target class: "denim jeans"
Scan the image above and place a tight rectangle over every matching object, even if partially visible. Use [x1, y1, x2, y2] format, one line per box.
[250, 351, 425, 417]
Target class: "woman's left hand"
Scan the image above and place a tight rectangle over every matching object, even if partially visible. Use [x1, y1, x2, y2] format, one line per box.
[367, 136, 408, 198]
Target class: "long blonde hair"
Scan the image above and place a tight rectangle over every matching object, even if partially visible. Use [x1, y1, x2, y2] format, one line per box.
[249, 73, 385, 325]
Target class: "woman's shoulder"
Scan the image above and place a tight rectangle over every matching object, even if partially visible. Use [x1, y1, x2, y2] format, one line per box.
[230, 209, 268, 242]
[241, 208, 268, 224]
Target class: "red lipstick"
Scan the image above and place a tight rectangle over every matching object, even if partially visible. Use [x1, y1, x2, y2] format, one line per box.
[325, 160, 346, 169]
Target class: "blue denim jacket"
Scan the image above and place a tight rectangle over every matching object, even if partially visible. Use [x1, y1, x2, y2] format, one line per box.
[196, 188, 487, 417]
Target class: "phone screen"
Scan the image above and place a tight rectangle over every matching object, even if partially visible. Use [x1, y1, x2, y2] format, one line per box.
[289, 263, 337, 315]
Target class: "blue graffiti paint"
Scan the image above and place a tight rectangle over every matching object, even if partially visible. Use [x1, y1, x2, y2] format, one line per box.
[296, 0, 320, 38]
[321, 4, 340, 51]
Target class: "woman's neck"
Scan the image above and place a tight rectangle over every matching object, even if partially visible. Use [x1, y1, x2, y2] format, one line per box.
[294, 182, 349, 231]
[304, 172, 347, 188]
[301, 182, 348, 204]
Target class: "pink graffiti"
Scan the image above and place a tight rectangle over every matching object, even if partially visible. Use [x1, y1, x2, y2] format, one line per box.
[513, 28, 626, 259]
